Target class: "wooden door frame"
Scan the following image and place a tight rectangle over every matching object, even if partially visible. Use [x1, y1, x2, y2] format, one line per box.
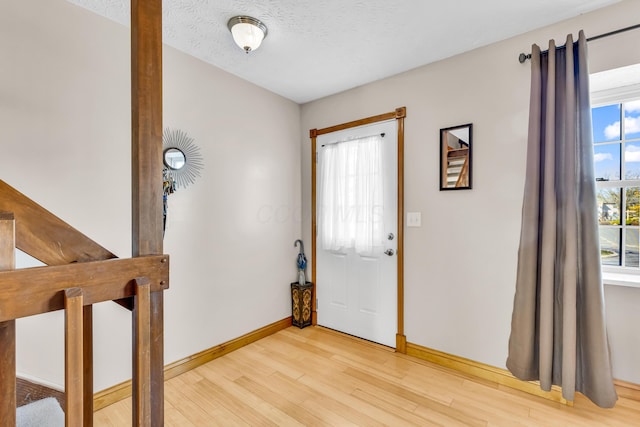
[310, 107, 407, 353]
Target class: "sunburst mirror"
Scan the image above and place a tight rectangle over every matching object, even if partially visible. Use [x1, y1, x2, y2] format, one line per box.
[162, 128, 204, 189]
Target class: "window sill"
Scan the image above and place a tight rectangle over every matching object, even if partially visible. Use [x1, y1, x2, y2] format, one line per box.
[602, 272, 640, 289]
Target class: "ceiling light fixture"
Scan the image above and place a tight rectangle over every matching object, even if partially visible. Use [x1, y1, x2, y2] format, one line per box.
[227, 16, 268, 54]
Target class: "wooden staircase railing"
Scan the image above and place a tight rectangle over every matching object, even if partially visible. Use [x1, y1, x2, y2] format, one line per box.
[2, 0, 166, 424]
[455, 152, 470, 188]
[0, 181, 169, 426]
[446, 147, 470, 188]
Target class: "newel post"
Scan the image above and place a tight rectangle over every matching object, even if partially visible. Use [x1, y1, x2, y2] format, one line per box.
[131, 0, 165, 425]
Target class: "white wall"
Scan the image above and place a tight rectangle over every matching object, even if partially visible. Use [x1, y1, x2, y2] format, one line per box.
[1, 0, 301, 391]
[301, 0, 640, 384]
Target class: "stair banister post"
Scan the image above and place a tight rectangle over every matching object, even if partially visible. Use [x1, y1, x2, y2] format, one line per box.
[64, 287, 84, 426]
[131, 0, 165, 425]
[0, 212, 16, 426]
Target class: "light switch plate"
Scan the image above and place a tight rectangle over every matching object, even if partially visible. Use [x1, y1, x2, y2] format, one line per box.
[407, 212, 421, 227]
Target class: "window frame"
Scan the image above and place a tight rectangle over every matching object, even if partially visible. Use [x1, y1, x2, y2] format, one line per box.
[592, 81, 640, 281]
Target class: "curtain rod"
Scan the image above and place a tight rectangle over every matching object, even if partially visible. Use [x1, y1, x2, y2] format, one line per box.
[518, 23, 640, 63]
[321, 132, 385, 147]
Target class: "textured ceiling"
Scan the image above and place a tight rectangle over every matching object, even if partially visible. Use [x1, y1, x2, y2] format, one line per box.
[66, 0, 621, 104]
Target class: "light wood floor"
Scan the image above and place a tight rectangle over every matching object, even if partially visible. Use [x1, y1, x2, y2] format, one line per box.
[94, 326, 640, 426]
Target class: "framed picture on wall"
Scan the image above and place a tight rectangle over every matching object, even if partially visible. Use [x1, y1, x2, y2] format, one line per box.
[440, 123, 472, 190]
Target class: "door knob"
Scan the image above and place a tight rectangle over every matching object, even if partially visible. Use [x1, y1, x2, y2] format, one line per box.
[384, 249, 395, 256]
[388, 232, 395, 241]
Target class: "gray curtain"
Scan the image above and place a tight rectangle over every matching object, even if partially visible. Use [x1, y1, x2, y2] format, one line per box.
[506, 31, 618, 408]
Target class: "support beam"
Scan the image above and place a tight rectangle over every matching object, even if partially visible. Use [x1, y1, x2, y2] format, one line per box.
[131, 0, 165, 425]
[0, 213, 16, 426]
[131, 0, 163, 255]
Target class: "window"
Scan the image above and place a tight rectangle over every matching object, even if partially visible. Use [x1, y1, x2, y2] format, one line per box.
[317, 134, 385, 255]
[593, 90, 640, 271]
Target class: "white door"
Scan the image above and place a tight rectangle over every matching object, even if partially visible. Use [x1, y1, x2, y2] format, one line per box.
[316, 120, 397, 347]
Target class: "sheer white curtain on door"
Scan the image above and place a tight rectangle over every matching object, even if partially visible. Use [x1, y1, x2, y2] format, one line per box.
[318, 135, 385, 255]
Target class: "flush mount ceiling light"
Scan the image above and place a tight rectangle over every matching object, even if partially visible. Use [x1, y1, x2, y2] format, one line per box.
[227, 16, 268, 53]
